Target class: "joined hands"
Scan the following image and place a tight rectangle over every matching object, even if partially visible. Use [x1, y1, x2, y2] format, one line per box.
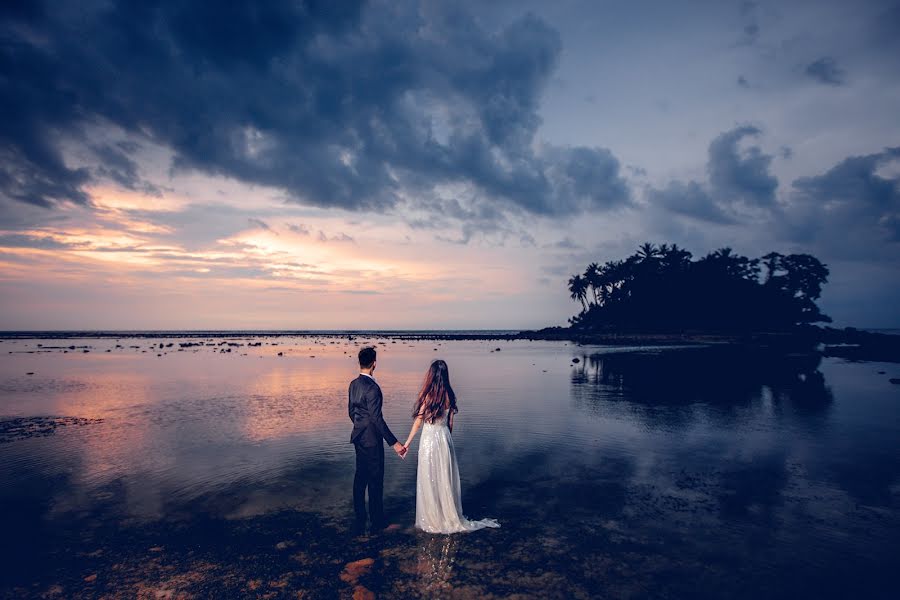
[392, 442, 408, 458]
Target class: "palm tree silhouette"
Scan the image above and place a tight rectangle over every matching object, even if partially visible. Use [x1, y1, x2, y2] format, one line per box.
[566, 244, 830, 332]
[568, 274, 588, 313]
[584, 263, 601, 305]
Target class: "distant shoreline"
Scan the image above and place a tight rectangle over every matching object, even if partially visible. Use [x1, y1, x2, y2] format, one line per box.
[0, 329, 524, 340]
[1, 325, 898, 362]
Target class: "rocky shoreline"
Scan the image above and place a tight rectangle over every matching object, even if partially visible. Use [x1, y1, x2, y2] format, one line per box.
[1, 325, 898, 361]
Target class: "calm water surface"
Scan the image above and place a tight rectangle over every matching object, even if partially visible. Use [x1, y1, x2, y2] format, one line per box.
[1, 336, 898, 598]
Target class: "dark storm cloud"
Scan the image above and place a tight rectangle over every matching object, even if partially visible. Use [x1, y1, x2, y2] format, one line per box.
[91, 143, 163, 196]
[0, 0, 629, 224]
[783, 146, 900, 253]
[648, 181, 737, 225]
[708, 125, 778, 208]
[805, 57, 846, 86]
[648, 125, 777, 223]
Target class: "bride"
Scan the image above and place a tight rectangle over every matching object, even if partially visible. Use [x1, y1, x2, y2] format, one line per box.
[401, 359, 500, 534]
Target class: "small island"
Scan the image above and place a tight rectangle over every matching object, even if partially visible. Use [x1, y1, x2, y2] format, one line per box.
[520, 243, 900, 362]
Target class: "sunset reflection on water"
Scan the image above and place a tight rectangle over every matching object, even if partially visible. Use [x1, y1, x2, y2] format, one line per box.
[2, 336, 899, 598]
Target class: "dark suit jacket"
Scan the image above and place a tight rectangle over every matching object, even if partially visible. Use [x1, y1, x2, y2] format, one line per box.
[348, 374, 398, 448]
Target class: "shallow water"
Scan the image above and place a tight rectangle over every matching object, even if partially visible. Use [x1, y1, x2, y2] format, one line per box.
[1, 335, 898, 598]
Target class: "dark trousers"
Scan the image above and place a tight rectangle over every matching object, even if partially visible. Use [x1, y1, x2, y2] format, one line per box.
[353, 442, 385, 528]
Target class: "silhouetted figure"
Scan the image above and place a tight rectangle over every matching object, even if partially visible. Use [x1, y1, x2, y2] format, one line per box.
[348, 346, 406, 534]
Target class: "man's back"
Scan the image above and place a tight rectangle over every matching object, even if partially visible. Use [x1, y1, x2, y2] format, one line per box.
[349, 374, 396, 447]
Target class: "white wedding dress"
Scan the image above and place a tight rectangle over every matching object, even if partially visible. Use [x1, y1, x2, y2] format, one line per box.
[415, 411, 500, 534]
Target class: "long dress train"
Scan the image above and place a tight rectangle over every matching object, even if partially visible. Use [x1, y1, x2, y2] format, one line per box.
[415, 412, 499, 534]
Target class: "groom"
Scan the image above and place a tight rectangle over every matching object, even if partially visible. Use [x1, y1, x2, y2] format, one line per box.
[348, 346, 406, 534]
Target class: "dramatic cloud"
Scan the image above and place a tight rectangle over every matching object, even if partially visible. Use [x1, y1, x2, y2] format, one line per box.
[783, 146, 900, 256]
[708, 126, 778, 209]
[648, 126, 777, 223]
[648, 180, 736, 225]
[1, 0, 899, 329]
[90, 142, 162, 197]
[0, 0, 628, 228]
[805, 57, 846, 86]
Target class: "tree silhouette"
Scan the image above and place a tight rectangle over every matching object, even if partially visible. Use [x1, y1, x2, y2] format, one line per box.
[567, 243, 830, 332]
[567, 274, 588, 312]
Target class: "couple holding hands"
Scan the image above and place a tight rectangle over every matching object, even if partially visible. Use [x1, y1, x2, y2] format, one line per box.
[348, 346, 499, 535]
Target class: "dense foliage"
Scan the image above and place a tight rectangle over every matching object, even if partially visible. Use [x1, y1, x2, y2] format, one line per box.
[567, 243, 830, 332]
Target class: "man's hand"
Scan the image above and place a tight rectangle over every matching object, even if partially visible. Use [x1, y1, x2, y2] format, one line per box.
[393, 442, 407, 458]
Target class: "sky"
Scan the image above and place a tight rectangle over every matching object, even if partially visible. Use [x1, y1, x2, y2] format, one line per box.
[1, 0, 899, 330]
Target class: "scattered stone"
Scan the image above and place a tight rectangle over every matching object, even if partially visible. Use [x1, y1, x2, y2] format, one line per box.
[572, 358, 580, 363]
[877, 371, 886, 374]
[148, 546, 163, 552]
[890, 378, 900, 384]
[495, 348, 501, 351]
[340, 558, 374, 584]
[353, 585, 375, 600]
[83, 574, 97, 583]
[26, 372, 34, 375]
[278, 352, 284, 356]
[1, 416, 104, 444]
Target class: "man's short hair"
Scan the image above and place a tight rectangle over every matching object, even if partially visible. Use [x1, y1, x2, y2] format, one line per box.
[358, 346, 377, 369]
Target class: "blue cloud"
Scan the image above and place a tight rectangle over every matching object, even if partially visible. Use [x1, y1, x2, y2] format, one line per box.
[805, 57, 846, 86]
[707, 125, 778, 209]
[648, 125, 777, 223]
[0, 0, 629, 226]
[785, 146, 900, 253]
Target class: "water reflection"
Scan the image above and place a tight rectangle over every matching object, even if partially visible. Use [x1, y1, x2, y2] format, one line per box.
[1, 338, 899, 598]
[415, 534, 459, 597]
[571, 347, 833, 422]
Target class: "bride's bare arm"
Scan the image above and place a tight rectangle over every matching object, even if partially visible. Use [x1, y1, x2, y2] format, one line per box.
[403, 415, 424, 448]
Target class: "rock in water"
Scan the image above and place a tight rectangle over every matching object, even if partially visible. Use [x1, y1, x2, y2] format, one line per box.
[353, 586, 375, 600]
[340, 558, 374, 584]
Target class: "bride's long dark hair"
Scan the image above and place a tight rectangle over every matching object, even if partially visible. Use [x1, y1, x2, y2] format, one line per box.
[412, 360, 458, 423]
